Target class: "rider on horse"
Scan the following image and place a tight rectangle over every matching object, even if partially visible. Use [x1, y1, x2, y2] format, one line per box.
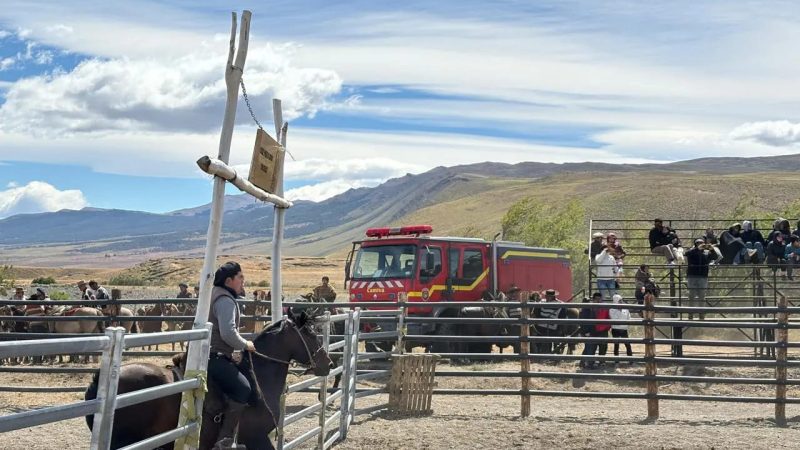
[207, 261, 256, 447]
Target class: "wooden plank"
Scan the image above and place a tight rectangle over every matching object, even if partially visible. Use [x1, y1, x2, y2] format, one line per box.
[644, 293, 659, 421]
[776, 295, 788, 426]
[520, 292, 531, 417]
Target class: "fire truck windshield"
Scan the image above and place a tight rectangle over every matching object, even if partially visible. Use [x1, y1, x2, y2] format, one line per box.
[352, 244, 416, 279]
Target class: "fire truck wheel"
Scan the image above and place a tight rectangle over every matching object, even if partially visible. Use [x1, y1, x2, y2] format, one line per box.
[431, 322, 460, 356]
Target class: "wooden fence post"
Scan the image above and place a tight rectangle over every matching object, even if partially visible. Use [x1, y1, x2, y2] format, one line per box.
[644, 293, 659, 421]
[520, 292, 531, 418]
[775, 295, 788, 426]
[89, 327, 125, 450]
[339, 311, 353, 440]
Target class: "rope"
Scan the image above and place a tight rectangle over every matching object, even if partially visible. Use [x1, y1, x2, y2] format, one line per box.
[174, 369, 208, 449]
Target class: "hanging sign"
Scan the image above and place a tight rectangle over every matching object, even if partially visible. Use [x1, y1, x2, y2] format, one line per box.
[248, 128, 285, 194]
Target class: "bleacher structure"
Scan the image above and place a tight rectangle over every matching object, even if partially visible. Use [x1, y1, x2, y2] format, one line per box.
[587, 218, 800, 357]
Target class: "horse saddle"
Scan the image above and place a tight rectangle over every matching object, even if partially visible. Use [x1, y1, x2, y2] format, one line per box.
[63, 307, 82, 316]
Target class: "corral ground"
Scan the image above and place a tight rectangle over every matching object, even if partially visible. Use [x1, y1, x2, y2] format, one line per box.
[3, 346, 800, 450]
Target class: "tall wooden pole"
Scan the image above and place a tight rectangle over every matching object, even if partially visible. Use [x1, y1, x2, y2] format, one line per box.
[519, 292, 531, 417]
[270, 99, 287, 321]
[775, 294, 788, 426]
[177, 11, 251, 450]
[644, 292, 659, 421]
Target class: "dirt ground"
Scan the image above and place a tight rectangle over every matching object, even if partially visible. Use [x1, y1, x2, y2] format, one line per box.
[3, 347, 800, 450]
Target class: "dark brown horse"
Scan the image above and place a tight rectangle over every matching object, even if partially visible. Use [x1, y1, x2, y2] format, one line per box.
[85, 310, 331, 450]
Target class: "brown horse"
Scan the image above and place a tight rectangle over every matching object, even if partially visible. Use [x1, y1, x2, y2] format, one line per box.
[102, 305, 138, 333]
[85, 310, 332, 450]
[136, 303, 179, 350]
[241, 291, 268, 334]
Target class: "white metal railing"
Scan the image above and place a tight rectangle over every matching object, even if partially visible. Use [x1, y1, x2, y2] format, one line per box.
[0, 325, 211, 450]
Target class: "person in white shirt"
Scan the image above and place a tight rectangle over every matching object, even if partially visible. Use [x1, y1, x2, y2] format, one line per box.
[594, 248, 618, 302]
[609, 294, 633, 362]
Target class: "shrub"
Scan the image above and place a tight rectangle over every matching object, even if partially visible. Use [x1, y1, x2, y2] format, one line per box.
[32, 276, 57, 285]
[108, 274, 147, 286]
[257, 280, 270, 288]
[49, 291, 70, 300]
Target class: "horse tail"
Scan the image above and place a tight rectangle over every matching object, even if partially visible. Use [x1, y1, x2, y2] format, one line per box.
[84, 371, 100, 430]
[130, 320, 138, 334]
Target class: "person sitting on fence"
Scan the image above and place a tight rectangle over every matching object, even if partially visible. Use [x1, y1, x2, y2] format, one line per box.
[794, 220, 800, 238]
[586, 232, 606, 259]
[766, 232, 788, 277]
[533, 289, 565, 354]
[578, 293, 601, 370]
[606, 232, 626, 273]
[785, 236, 800, 281]
[609, 294, 633, 363]
[207, 261, 256, 448]
[595, 247, 618, 301]
[741, 220, 766, 264]
[686, 238, 720, 320]
[312, 276, 337, 302]
[719, 223, 756, 265]
[649, 218, 678, 264]
[768, 218, 792, 242]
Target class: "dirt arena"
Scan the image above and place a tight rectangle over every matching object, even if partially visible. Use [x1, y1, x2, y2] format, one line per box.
[3, 347, 800, 450]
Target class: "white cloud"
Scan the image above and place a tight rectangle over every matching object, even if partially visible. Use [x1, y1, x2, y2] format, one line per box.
[285, 179, 376, 202]
[0, 181, 88, 218]
[0, 29, 10, 39]
[284, 157, 422, 182]
[0, 43, 342, 135]
[730, 121, 800, 147]
[45, 24, 74, 35]
[0, 57, 14, 71]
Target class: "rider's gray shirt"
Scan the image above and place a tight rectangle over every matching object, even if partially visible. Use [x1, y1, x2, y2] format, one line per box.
[210, 287, 248, 354]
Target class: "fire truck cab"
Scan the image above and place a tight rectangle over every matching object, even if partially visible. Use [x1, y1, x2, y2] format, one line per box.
[345, 225, 573, 336]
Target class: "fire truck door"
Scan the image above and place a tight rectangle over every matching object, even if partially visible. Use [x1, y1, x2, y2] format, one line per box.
[450, 247, 489, 300]
[418, 245, 444, 300]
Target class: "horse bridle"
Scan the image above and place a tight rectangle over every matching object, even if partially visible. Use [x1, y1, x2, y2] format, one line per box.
[240, 317, 325, 434]
[248, 318, 324, 371]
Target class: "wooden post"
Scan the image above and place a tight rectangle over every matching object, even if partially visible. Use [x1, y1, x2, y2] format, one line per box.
[519, 292, 531, 418]
[270, 100, 288, 322]
[775, 295, 788, 426]
[178, 11, 251, 450]
[644, 293, 659, 421]
[89, 327, 125, 450]
[397, 293, 407, 354]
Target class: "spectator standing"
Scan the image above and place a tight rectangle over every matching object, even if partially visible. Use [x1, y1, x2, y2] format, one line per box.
[594, 295, 612, 362]
[88, 280, 110, 309]
[634, 265, 651, 305]
[194, 285, 200, 298]
[533, 289, 565, 354]
[11, 286, 25, 300]
[685, 238, 720, 320]
[741, 221, 766, 264]
[579, 293, 601, 369]
[595, 248, 618, 301]
[77, 280, 91, 301]
[176, 282, 193, 299]
[609, 294, 633, 362]
[649, 219, 678, 264]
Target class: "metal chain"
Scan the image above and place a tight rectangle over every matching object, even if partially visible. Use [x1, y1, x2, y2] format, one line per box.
[239, 77, 264, 131]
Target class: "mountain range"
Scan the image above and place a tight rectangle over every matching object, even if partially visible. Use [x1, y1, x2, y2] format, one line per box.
[5, 152, 800, 266]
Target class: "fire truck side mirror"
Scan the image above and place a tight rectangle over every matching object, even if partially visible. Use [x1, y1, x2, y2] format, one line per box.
[425, 252, 435, 271]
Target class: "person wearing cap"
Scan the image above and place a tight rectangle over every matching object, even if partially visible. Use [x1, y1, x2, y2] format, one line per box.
[585, 232, 606, 259]
[649, 219, 678, 264]
[312, 276, 337, 303]
[532, 289, 565, 354]
[609, 294, 633, 362]
[176, 282, 193, 299]
[685, 238, 720, 320]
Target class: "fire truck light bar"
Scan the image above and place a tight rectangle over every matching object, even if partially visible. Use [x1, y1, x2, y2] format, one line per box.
[365, 225, 433, 238]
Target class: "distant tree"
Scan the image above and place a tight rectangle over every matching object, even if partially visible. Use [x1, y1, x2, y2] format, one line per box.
[49, 291, 70, 300]
[501, 198, 587, 295]
[32, 276, 57, 285]
[0, 264, 14, 296]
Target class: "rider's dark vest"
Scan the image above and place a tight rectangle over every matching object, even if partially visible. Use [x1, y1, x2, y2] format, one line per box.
[208, 286, 242, 357]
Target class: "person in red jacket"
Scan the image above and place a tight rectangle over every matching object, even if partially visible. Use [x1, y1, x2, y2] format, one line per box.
[593, 298, 612, 365]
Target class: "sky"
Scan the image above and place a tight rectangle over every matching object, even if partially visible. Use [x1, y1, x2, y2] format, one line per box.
[1, 1, 800, 218]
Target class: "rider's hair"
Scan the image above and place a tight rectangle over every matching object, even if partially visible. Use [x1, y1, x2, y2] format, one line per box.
[213, 261, 242, 287]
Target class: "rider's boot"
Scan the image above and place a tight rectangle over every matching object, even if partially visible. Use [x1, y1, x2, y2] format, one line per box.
[214, 400, 247, 449]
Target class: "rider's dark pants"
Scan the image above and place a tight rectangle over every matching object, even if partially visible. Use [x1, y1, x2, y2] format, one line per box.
[208, 354, 252, 404]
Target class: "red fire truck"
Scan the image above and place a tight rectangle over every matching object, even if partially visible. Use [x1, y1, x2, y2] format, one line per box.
[345, 225, 573, 338]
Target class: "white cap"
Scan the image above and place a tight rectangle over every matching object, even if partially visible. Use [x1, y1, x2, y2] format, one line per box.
[612, 294, 623, 303]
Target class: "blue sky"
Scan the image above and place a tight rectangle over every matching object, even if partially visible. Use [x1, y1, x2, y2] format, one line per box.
[1, 1, 800, 217]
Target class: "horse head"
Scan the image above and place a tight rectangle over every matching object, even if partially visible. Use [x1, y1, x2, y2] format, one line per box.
[252, 309, 332, 376]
